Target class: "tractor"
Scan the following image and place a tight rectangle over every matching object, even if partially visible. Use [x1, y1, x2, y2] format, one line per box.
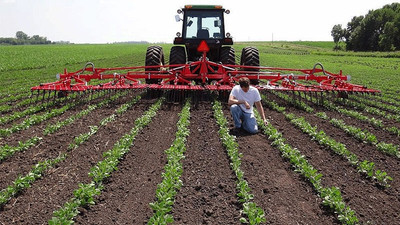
[145, 5, 259, 85]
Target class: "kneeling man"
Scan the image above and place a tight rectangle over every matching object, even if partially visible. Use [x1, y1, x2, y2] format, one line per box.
[228, 77, 268, 134]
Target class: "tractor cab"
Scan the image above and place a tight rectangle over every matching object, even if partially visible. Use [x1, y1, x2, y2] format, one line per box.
[173, 5, 233, 62]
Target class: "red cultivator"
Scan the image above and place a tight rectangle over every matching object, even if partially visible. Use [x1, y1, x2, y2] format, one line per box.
[31, 48, 379, 95]
[31, 5, 379, 100]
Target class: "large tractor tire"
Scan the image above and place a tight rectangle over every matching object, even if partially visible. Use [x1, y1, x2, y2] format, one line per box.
[169, 46, 187, 66]
[240, 47, 260, 85]
[220, 46, 235, 65]
[145, 45, 165, 84]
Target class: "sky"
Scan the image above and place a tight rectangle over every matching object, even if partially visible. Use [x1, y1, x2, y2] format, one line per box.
[0, 0, 398, 43]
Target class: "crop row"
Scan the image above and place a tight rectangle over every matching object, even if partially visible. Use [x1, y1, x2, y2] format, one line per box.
[335, 97, 400, 123]
[278, 91, 400, 138]
[0, 90, 114, 137]
[253, 111, 358, 224]
[0, 93, 73, 125]
[49, 98, 163, 224]
[316, 112, 400, 159]
[270, 91, 314, 113]
[285, 113, 392, 187]
[349, 95, 400, 114]
[287, 92, 400, 136]
[0, 103, 73, 137]
[0, 95, 142, 207]
[147, 100, 191, 224]
[0, 91, 126, 162]
[213, 101, 266, 224]
[265, 93, 392, 187]
[367, 94, 400, 108]
[270, 91, 400, 159]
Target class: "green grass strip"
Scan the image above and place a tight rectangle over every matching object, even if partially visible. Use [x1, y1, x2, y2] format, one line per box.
[213, 100, 266, 225]
[254, 111, 359, 225]
[147, 99, 191, 224]
[48, 98, 163, 225]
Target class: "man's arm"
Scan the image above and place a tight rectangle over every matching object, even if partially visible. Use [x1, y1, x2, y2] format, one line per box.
[255, 101, 268, 124]
[228, 95, 250, 109]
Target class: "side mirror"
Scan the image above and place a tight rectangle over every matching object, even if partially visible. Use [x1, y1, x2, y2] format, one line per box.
[175, 15, 182, 22]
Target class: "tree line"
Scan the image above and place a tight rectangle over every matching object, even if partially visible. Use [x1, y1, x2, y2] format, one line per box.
[331, 3, 400, 51]
[0, 31, 66, 45]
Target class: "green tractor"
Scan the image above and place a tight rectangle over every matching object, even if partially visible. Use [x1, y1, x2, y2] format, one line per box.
[145, 5, 260, 84]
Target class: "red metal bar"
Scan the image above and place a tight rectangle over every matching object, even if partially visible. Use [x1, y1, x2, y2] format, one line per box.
[31, 55, 380, 94]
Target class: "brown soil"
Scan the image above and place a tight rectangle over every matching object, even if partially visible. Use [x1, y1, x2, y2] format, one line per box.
[74, 104, 182, 225]
[266, 93, 400, 224]
[0, 97, 149, 224]
[172, 103, 241, 225]
[223, 106, 337, 224]
[1, 93, 400, 224]
[0, 94, 135, 191]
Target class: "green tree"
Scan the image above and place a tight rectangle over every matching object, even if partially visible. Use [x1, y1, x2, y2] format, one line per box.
[16, 31, 28, 40]
[331, 24, 345, 50]
[341, 3, 400, 51]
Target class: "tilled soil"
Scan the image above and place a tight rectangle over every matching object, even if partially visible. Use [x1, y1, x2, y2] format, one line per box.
[0, 98, 150, 224]
[172, 103, 241, 225]
[1, 94, 400, 224]
[75, 104, 182, 225]
[266, 94, 400, 224]
[0, 94, 135, 191]
[223, 106, 337, 224]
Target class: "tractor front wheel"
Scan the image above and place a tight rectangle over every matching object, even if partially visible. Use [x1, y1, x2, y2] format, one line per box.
[145, 45, 165, 84]
[240, 47, 260, 85]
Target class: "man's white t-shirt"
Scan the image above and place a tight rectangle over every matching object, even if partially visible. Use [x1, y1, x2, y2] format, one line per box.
[230, 85, 261, 114]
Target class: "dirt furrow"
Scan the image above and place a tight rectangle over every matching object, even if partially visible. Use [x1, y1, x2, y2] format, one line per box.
[172, 103, 241, 225]
[0, 94, 136, 191]
[266, 104, 400, 224]
[222, 105, 336, 224]
[74, 104, 181, 225]
[268, 93, 400, 146]
[0, 93, 124, 146]
[0, 99, 150, 224]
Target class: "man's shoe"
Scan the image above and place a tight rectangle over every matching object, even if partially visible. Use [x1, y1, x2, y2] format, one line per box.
[229, 127, 242, 135]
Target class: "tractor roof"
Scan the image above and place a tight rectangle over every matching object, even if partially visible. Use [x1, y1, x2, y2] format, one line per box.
[184, 5, 224, 10]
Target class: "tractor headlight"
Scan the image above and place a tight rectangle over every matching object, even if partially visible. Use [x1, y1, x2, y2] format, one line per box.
[176, 32, 181, 37]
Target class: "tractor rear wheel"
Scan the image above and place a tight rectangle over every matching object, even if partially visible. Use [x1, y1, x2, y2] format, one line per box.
[145, 45, 165, 84]
[169, 46, 187, 66]
[240, 47, 260, 85]
[220, 46, 235, 65]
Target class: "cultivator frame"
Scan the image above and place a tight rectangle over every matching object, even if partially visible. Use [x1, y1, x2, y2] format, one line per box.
[31, 48, 379, 99]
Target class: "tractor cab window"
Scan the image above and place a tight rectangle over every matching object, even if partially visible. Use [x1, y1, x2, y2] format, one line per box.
[184, 10, 223, 39]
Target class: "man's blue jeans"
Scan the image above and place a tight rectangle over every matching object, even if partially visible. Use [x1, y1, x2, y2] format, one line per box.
[230, 105, 258, 134]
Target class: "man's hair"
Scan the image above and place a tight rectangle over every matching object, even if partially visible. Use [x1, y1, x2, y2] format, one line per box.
[238, 77, 250, 88]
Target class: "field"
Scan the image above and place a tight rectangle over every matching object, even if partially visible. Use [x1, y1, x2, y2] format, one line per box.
[1, 42, 400, 224]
